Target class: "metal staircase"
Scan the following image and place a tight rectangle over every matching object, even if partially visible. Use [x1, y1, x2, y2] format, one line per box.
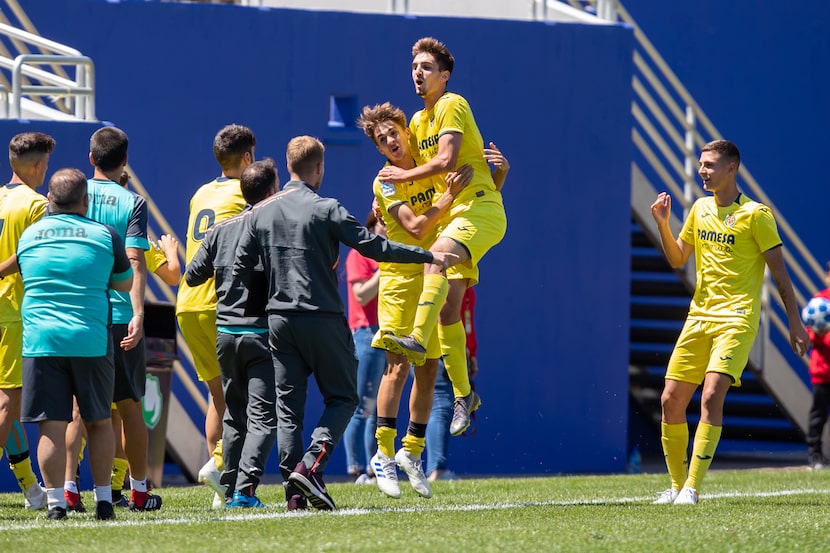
[562, 0, 828, 456]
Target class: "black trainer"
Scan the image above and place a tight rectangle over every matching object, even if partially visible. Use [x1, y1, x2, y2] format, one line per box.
[288, 462, 336, 511]
[95, 500, 115, 520]
[128, 491, 163, 512]
[47, 506, 67, 520]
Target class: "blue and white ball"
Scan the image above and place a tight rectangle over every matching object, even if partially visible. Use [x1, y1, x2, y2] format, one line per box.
[801, 297, 830, 334]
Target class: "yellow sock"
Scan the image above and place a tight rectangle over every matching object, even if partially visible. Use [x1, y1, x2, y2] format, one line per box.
[661, 422, 689, 491]
[411, 274, 448, 345]
[684, 422, 722, 490]
[401, 433, 426, 457]
[438, 321, 470, 397]
[111, 457, 130, 492]
[212, 439, 225, 472]
[375, 426, 397, 458]
[10, 456, 38, 491]
[78, 436, 86, 465]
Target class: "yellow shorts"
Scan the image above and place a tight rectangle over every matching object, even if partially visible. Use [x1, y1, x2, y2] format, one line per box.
[665, 319, 756, 387]
[0, 320, 22, 388]
[372, 272, 441, 360]
[439, 194, 506, 286]
[177, 311, 220, 382]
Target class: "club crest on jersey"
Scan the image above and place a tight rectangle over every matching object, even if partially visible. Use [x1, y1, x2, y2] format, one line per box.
[380, 181, 396, 198]
[724, 213, 737, 228]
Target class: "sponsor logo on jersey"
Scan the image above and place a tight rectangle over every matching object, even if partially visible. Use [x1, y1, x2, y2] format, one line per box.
[697, 229, 735, 245]
[381, 181, 396, 198]
[34, 226, 88, 240]
[409, 187, 435, 206]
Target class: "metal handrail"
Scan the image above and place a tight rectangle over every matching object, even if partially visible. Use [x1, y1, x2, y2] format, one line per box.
[554, 0, 821, 388]
[10, 54, 94, 120]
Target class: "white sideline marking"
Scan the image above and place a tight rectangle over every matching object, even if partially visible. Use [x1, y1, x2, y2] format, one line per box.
[2, 488, 830, 531]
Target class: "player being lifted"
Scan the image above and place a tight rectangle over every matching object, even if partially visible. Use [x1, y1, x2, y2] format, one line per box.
[382, 37, 508, 436]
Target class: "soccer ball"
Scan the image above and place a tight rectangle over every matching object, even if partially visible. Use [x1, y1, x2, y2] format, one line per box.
[801, 297, 830, 334]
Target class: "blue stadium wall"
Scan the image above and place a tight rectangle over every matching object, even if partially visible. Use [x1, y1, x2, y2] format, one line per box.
[0, 0, 634, 491]
[623, 0, 830, 381]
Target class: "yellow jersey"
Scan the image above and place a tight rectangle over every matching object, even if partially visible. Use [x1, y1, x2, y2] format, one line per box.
[0, 183, 47, 323]
[176, 177, 246, 313]
[409, 91, 498, 204]
[373, 165, 441, 277]
[145, 241, 168, 275]
[680, 194, 782, 327]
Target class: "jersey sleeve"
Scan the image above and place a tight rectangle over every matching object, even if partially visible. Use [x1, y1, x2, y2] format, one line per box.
[434, 94, 467, 137]
[346, 249, 377, 285]
[373, 174, 407, 213]
[185, 229, 216, 287]
[751, 203, 783, 252]
[144, 243, 167, 274]
[125, 194, 150, 251]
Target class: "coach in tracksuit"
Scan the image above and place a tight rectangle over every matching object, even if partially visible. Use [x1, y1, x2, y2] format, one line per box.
[185, 159, 277, 508]
[233, 136, 457, 512]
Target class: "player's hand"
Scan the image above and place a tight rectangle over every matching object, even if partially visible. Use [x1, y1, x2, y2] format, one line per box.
[445, 164, 472, 197]
[651, 192, 672, 226]
[377, 165, 408, 183]
[121, 315, 144, 351]
[484, 142, 509, 172]
[467, 355, 478, 379]
[371, 197, 385, 226]
[157, 234, 179, 257]
[791, 324, 810, 356]
[430, 251, 459, 270]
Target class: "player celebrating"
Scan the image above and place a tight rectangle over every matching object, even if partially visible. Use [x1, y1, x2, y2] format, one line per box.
[382, 37, 508, 436]
[650, 139, 807, 505]
[177, 124, 254, 507]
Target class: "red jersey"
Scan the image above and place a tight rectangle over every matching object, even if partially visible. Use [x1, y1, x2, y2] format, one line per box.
[807, 289, 830, 384]
[345, 248, 379, 330]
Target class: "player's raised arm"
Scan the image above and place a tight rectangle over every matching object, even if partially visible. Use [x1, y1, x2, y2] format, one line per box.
[650, 192, 693, 268]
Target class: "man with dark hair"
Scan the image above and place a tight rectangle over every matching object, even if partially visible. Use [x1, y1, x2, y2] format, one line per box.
[177, 124, 255, 508]
[82, 126, 160, 512]
[0, 132, 55, 511]
[0, 168, 134, 521]
[234, 136, 457, 511]
[381, 37, 508, 438]
[185, 159, 277, 508]
[650, 139, 808, 505]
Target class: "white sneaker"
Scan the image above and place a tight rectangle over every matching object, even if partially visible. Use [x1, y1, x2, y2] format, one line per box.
[370, 452, 400, 499]
[354, 473, 376, 485]
[211, 492, 225, 510]
[23, 483, 47, 510]
[673, 486, 699, 505]
[198, 458, 227, 497]
[394, 448, 432, 499]
[652, 488, 679, 504]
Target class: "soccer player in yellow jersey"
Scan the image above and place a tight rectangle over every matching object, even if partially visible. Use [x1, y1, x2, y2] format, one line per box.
[176, 124, 254, 504]
[358, 102, 471, 498]
[382, 37, 508, 436]
[650, 140, 808, 505]
[0, 132, 53, 511]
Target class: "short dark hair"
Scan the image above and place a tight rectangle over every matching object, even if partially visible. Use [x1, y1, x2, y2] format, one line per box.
[213, 124, 256, 172]
[9, 132, 55, 165]
[240, 158, 277, 205]
[90, 126, 129, 172]
[701, 139, 740, 168]
[48, 168, 87, 209]
[412, 37, 454, 73]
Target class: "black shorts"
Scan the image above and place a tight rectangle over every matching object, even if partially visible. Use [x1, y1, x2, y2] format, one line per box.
[111, 324, 147, 402]
[21, 353, 114, 423]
